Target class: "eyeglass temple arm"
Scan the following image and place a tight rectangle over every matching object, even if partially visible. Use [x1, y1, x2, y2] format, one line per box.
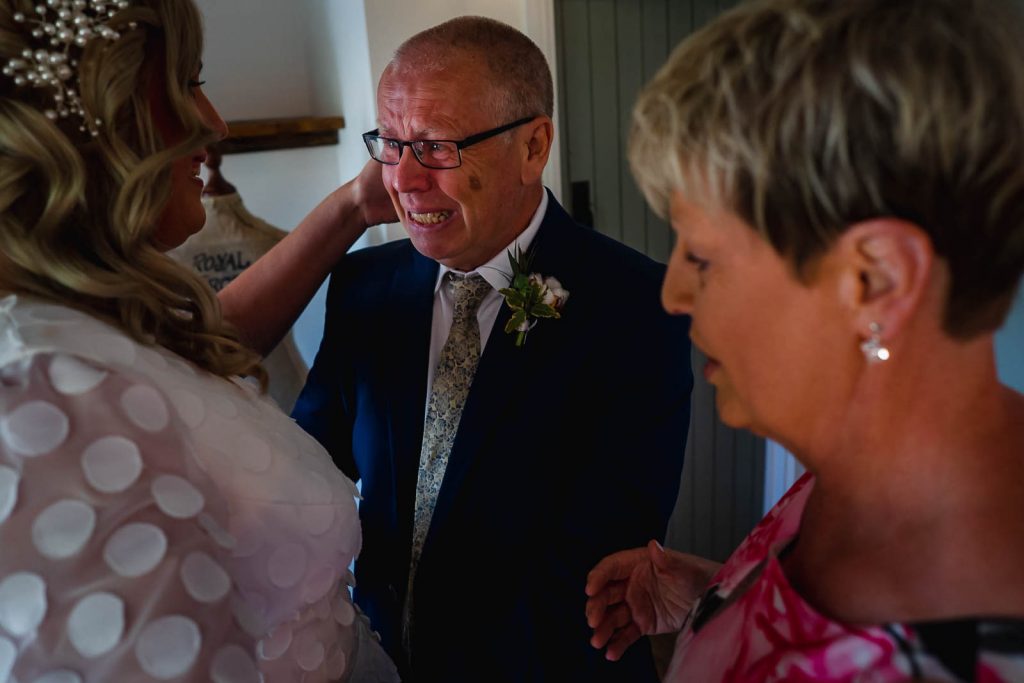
[456, 116, 536, 148]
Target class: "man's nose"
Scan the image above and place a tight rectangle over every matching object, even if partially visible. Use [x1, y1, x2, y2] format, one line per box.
[390, 144, 431, 193]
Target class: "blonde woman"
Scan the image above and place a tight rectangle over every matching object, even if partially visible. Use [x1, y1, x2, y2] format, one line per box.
[586, 0, 1024, 680]
[0, 0, 398, 680]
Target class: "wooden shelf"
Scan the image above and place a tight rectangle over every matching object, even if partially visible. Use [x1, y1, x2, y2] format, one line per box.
[217, 116, 345, 154]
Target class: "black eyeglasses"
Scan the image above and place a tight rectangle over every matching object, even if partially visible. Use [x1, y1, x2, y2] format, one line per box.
[362, 117, 535, 170]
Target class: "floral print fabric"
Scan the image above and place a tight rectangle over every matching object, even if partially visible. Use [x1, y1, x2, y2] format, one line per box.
[405, 273, 492, 640]
[666, 473, 1024, 682]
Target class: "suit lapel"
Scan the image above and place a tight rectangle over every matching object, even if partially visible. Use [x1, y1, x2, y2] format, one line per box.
[383, 247, 439, 544]
[425, 196, 579, 544]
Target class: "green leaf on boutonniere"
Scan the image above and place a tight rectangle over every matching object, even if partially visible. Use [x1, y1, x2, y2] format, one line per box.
[530, 303, 558, 318]
[505, 310, 528, 334]
[499, 287, 525, 309]
[498, 243, 569, 347]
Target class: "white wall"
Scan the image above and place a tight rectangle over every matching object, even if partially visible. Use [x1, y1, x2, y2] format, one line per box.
[195, 0, 559, 364]
[363, 1, 523, 83]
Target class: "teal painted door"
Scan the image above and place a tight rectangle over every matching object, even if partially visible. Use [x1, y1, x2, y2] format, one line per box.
[555, 0, 764, 566]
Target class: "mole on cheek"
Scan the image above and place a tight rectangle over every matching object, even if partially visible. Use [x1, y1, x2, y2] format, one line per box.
[469, 175, 482, 191]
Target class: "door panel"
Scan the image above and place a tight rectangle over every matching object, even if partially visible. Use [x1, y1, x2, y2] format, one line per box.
[556, 0, 763, 564]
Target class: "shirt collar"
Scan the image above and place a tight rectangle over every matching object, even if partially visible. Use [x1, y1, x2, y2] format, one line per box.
[434, 189, 549, 294]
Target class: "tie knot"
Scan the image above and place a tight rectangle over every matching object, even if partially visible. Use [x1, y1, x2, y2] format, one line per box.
[447, 272, 491, 316]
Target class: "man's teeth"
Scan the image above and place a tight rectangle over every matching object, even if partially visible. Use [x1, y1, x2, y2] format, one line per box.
[410, 211, 450, 224]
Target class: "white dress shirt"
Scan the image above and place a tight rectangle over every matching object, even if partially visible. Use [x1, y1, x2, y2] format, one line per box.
[423, 190, 548, 411]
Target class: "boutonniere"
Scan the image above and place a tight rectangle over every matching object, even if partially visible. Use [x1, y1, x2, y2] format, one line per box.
[498, 245, 569, 347]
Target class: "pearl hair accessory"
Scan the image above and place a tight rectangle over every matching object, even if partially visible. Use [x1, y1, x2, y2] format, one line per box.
[2, 0, 136, 136]
[859, 321, 891, 363]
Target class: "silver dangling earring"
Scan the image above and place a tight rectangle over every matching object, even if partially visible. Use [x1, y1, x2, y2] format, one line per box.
[860, 322, 891, 363]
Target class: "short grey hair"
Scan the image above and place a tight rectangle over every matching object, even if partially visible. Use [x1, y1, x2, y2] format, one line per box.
[630, 0, 1024, 337]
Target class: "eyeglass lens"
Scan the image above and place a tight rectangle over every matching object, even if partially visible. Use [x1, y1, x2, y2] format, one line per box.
[366, 137, 461, 169]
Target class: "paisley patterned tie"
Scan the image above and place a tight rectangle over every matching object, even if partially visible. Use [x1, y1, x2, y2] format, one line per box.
[404, 272, 492, 648]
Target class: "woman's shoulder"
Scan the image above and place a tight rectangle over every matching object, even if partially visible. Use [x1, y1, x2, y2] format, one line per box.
[0, 293, 361, 556]
[0, 294, 157, 375]
[0, 292, 243, 377]
[0, 292, 360, 511]
[0, 293, 370, 679]
[709, 472, 814, 595]
[675, 568, 1024, 682]
[0, 318, 255, 680]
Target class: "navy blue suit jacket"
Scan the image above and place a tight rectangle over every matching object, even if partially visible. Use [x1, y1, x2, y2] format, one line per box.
[294, 195, 692, 682]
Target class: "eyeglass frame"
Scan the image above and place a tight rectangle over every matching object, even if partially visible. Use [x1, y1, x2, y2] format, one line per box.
[362, 116, 536, 170]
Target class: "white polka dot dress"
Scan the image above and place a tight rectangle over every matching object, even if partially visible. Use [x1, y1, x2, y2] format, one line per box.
[0, 294, 398, 682]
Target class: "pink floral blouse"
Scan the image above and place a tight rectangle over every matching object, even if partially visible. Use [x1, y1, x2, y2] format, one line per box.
[665, 473, 1024, 682]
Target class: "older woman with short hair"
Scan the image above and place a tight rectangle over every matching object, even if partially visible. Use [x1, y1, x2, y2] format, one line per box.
[586, 0, 1024, 679]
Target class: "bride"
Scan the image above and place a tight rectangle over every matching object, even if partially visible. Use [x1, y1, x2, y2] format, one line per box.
[0, 0, 398, 680]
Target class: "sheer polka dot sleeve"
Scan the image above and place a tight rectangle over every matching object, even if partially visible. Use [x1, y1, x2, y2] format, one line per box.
[0, 352, 259, 683]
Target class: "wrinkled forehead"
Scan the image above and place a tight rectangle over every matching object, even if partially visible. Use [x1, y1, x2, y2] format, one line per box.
[376, 57, 501, 136]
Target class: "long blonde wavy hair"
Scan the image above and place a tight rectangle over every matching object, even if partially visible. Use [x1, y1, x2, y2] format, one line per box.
[0, 0, 264, 385]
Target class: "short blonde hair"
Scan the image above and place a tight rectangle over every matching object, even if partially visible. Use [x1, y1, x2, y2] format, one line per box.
[0, 0, 264, 384]
[630, 0, 1024, 337]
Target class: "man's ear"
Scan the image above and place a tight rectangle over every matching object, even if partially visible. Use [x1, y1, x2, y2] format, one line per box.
[520, 116, 553, 184]
[834, 218, 935, 340]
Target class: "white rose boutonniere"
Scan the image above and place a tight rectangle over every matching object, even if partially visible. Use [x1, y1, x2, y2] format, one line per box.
[498, 245, 570, 347]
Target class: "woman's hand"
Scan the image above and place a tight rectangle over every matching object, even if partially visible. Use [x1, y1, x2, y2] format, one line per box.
[351, 158, 398, 228]
[584, 539, 721, 661]
[219, 159, 397, 355]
